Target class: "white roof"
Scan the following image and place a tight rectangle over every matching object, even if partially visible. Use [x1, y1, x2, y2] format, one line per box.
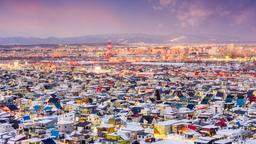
[38, 119, 53, 124]
[245, 139, 256, 144]
[214, 139, 233, 144]
[122, 122, 144, 132]
[201, 125, 218, 129]
[155, 120, 181, 126]
[21, 138, 41, 143]
[153, 139, 191, 144]
[194, 137, 215, 143]
[9, 134, 26, 141]
[217, 129, 242, 136]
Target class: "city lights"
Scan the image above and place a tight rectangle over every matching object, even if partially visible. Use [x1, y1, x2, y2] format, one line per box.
[0, 0, 255, 144]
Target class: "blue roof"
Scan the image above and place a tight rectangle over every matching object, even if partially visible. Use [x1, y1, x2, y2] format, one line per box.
[42, 138, 56, 144]
[236, 98, 245, 107]
[44, 106, 52, 111]
[23, 115, 30, 121]
[51, 130, 59, 139]
[34, 105, 40, 111]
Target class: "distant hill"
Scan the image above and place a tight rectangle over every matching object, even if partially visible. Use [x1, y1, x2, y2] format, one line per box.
[0, 34, 255, 45]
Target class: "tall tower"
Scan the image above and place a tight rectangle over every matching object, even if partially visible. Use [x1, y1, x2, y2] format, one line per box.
[105, 40, 113, 59]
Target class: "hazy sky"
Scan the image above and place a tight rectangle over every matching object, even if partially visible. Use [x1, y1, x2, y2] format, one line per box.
[0, 0, 255, 39]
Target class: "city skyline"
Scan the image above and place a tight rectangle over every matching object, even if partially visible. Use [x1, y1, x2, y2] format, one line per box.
[0, 0, 255, 40]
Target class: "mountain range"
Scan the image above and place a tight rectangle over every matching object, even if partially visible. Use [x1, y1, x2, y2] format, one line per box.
[0, 34, 255, 45]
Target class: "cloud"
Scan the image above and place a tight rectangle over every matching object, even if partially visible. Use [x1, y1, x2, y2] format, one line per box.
[157, 23, 164, 28]
[151, 0, 176, 11]
[0, 1, 125, 37]
[232, 9, 255, 24]
[150, 0, 256, 29]
[159, 0, 176, 6]
[176, 4, 213, 27]
[153, 5, 163, 11]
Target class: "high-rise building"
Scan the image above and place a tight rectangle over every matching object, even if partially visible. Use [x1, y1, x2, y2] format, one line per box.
[105, 40, 113, 59]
